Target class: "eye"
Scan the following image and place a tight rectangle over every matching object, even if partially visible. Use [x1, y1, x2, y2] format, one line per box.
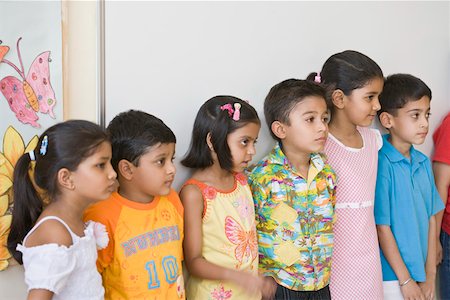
[426, 112, 431, 119]
[96, 163, 106, 169]
[241, 139, 249, 146]
[411, 113, 419, 119]
[323, 116, 330, 123]
[171, 156, 176, 162]
[156, 158, 165, 166]
[306, 117, 314, 123]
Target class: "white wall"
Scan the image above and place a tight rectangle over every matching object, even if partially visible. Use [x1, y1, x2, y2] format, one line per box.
[105, 1, 450, 190]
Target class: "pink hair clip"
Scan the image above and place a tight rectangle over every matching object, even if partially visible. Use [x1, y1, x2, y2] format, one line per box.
[314, 72, 321, 83]
[220, 103, 233, 116]
[233, 103, 241, 121]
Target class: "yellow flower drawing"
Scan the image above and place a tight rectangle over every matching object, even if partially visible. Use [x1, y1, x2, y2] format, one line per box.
[0, 126, 38, 271]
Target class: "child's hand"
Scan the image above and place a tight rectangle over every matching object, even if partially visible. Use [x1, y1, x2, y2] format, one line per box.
[231, 271, 263, 297]
[418, 279, 435, 300]
[261, 276, 277, 300]
[400, 280, 426, 300]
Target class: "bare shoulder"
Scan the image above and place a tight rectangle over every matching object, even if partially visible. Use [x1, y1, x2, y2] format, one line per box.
[25, 218, 73, 248]
[179, 184, 203, 204]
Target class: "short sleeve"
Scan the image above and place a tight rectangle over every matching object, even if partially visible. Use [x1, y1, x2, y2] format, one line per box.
[18, 244, 76, 293]
[433, 115, 450, 165]
[247, 172, 269, 217]
[84, 202, 117, 272]
[374, 155, 391, 225]
[371, 128, 383, 150]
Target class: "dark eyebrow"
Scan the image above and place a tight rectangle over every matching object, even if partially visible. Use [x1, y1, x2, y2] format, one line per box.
[302, 111, 319, 115]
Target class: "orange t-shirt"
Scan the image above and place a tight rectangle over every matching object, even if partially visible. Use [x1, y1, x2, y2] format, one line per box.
[84, 189, 184, 300]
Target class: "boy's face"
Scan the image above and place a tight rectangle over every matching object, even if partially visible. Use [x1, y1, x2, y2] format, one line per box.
[125, 142, 176, 202]
[385, 96, 431, 148]
[277, 96, 329, 155]
[227, 122, 260, 173]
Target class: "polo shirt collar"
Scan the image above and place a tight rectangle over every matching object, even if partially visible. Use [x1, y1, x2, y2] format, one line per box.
[381, 134, 426, 167]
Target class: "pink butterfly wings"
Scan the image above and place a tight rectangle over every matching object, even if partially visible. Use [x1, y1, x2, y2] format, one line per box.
[224, 216, 258, 266]
[0, 38, 57, 127]
[1, 76, 39, 127]
[26, 51, 56, 118]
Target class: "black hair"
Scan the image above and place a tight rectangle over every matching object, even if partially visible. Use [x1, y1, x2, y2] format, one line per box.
[307, 50, 383, 110]
[106, 110, 176, 173]
[264, 79, 327, 141]
[7, 120, 108, 264]
[181, 96, 260, 172]
[378, 73, 432, 116]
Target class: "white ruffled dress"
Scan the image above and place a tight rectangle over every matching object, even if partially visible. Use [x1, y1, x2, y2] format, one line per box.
[17, 216, 107, 300]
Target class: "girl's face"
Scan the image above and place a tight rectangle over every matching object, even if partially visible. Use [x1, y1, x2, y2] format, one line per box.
[342, 77, 383, 127]
[70, 141, 117, 202]
[227, 122, 260, 173]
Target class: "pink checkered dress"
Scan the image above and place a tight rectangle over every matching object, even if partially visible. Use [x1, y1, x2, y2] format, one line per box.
[324, 127, 383, 300]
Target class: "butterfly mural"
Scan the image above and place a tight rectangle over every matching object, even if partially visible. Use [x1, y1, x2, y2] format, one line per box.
[0, 38, 56, 128]
[224, 216, 258, 267]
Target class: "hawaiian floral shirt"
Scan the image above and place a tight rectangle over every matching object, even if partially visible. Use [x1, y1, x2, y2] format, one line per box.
[248, 143, 337, 291]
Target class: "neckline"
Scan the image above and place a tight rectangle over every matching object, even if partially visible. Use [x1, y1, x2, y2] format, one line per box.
[328, 127, 365, 152]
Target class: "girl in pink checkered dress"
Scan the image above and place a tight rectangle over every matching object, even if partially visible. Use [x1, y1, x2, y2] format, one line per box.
[308, 50, 384, 299]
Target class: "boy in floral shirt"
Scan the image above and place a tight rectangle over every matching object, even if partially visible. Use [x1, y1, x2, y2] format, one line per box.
[248, 79, 336, 300]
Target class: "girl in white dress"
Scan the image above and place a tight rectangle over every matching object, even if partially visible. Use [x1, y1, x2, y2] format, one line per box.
[7, 120, 117, 300]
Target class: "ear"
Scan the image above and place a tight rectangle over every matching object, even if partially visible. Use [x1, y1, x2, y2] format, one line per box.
[331, 89, 345, 109]
[57, 168, 74, 190]
[206, 132, 214, 152]
[118, 159, 134, 181]
[379, 112, 394, 129]
[271, 121, 287, 140]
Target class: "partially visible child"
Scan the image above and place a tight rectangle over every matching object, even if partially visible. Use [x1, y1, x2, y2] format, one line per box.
[375, 74, 444, 300]
[432, 112, 450, 299]
[7, 120, 117, 300]
[83, 110, 185, 299]
[309, 50, 385, 299]
[248, 79, 336, 300]
[180, 96, 263, 299]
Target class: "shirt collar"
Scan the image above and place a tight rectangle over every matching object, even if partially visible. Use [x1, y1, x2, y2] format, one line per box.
[381, 134, 426, 165]
[267, 142, 325, 174]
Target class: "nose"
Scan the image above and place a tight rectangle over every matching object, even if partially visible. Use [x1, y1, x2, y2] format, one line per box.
[420, 116, 429, 129]
[318, 119, 328, 132]
[167, 160, 176, 175]
[109, 165, 117, 180]
[373, 97, 381, 111]
[247, 143, 256, 156]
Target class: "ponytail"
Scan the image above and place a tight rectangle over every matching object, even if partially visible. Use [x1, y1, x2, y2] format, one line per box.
[7, 152, 43, 264]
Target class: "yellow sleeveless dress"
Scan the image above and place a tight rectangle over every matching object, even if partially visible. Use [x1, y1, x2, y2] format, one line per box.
[183, 173, 260, 300]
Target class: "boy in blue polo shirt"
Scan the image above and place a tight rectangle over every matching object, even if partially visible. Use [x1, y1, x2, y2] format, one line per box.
[375, 74, 444, 300]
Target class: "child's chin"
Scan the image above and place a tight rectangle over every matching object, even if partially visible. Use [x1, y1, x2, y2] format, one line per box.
[159, 187, 172, 196]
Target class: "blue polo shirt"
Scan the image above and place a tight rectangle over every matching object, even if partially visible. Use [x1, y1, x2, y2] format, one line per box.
[374, 134, 444, 282]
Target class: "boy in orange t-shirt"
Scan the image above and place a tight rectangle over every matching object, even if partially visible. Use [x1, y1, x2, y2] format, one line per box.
[84, 110, 184, 299]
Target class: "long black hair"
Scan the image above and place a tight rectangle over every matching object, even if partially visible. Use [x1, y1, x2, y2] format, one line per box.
[7, 120, 108, 264]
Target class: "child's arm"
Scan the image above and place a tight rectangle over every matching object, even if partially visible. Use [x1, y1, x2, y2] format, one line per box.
[27, 289, 54, 300]
[180, 185, 263, 296]
[377, 225, 425, 299]
[418, 215, 437, 299]
[433, 161, 450, 264]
